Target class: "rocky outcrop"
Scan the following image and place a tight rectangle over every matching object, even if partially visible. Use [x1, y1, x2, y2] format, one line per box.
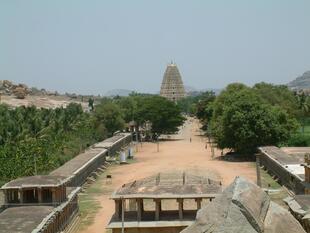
[0, 80, 30, 98]
[288, 71, 310, 90]
[181, 177, 306, 233]
[0, 80, 61, 98]
[13, 86, 28, 99]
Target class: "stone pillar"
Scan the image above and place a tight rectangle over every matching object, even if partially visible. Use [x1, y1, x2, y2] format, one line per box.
[3, 190, 8, 206]
[63, 185, 66, 201]
[19, 188, 24, 204]
[256, 153, 262, 187]
[38, 188, 42, 204]
[137, 199, 143, 221]
[195, 198, 202, 210]
[13, 190, 18, 202]
[129, 199, 137, 211]
[177, 199, 184, 220]
[52, 188, 56, 206]
[154, 199, 161, 221]
[115, 199, 122, 220]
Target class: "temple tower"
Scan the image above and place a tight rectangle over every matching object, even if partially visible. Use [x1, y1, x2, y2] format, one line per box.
[160, 62, 186, 102]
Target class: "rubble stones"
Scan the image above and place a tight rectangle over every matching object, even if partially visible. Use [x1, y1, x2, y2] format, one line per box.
[181, 177, 306, 233]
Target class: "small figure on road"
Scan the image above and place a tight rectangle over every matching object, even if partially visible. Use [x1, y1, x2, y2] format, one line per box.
[190, 137, 192, 142]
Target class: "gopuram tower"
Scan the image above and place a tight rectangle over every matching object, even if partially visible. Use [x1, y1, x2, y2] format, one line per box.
[160, 62, 186, 102]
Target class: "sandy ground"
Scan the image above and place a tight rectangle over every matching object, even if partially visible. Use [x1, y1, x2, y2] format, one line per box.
[0, 95, 88, 109]
[79, 118, 256, 233]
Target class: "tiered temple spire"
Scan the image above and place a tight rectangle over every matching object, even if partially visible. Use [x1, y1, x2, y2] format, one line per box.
[160, 62, 186, 102]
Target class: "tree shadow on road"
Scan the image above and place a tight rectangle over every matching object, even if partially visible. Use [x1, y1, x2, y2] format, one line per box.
[213, 152, 255, 163]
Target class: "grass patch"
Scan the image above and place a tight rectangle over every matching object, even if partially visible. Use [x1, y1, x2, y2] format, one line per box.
[78, 196, 101, 228]
[78, 170, 114, 230]
[260, 168, 281, 189]
[259, 167, 289, 208]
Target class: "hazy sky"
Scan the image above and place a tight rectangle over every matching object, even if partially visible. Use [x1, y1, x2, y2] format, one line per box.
[1, 1, 309, 95]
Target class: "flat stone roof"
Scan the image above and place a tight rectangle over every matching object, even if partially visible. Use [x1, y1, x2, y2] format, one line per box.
[259, 146, 305, 165]
[259, 146, 308, 181]
[50, 148, 106, 177]
[50, 134, 130, 177]
[0, 206, 54, 233]
[112, 172, 222, 199]
[94, 134, 130, 149]
[1, 175, 66, 189]
[281, 147, 310, 155]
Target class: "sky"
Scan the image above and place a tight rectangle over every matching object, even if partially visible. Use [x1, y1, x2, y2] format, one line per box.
[0, 0, 310, 95]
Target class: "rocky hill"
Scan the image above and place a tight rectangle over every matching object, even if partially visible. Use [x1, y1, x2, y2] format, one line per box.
[0, 80, 89, 109]
[0, 80, 60, 99]
[288, 71, 310, 90]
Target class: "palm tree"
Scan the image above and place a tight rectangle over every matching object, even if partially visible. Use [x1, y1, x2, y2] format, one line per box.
[296, 93, 310, 133]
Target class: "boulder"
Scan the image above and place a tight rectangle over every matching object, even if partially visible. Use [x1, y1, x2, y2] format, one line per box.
[13, 86, 27, 99]
[181, 177, 306, 233]
[264, 202, 306, 233]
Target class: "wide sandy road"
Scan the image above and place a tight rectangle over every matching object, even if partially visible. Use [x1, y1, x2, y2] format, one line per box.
[80, 118, 256, 233]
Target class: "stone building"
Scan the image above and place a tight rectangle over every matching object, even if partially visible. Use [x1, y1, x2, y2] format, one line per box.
[1, 175, 67, 206]
[160, 62, 186, 102]
[257, 146, 310, 194]
[107, 172, 222, 233]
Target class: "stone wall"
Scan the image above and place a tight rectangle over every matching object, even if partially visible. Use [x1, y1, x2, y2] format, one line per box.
[32, 187, 80, 233]
[259, 152, 305, 194]
[60, 133, 132, 187]
[66, 150, 108, 187]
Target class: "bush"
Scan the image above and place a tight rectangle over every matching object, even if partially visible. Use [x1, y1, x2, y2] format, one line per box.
[287, 134, 310, 147]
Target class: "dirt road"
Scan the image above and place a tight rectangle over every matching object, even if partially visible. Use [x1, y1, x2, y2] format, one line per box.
[79, 118, 256, 233]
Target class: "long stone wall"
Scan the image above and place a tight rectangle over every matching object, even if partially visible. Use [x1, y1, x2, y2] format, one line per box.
[68, 133, 132, 187]
[51, 133, 132, 187]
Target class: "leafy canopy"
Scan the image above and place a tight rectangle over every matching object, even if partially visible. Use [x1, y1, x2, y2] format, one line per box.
[210, 83, 298, 154]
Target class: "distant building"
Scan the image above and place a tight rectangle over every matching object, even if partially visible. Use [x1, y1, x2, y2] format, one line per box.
[160, 62, 186, 102]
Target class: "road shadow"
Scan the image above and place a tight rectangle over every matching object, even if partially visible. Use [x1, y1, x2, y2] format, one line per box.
[213, 152, 255, 163]
[157, 138, 183, 142]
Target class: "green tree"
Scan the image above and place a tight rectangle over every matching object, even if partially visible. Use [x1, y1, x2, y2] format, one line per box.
[253, 82, 299, 117]
[94, 101, 125, 136]
[211, 84, 298, 154]
[136, 96, 185, 137]
[295, 92, 310, 133]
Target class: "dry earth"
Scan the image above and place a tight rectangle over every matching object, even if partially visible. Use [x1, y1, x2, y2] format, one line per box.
[77, 118, 257, 233]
